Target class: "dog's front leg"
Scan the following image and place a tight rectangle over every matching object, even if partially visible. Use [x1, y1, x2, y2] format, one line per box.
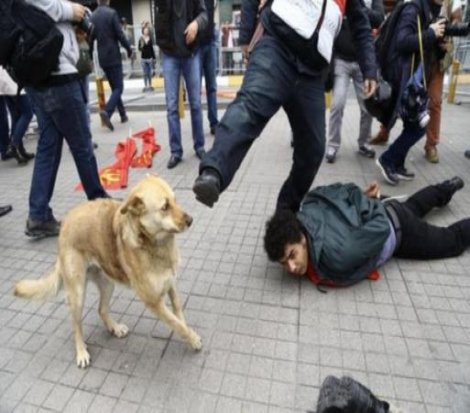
[146, 298, 202, 351]
[168, 279, 186, 322]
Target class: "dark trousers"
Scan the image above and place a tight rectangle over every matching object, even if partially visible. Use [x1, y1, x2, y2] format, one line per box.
[200, 35, 326, 212]
[102, 64, 126, 120]
[392, 183, 470, 259]
[0, 97, 9, 155]
[381, 121, 425, 168]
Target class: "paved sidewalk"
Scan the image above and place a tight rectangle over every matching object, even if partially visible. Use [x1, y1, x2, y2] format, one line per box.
[1, 94, 470, 413]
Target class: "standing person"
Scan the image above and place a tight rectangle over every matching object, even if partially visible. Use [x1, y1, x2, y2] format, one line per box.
[325, 0, 385, 163]
[90, 0, 133, 131]
[199, 0, 219, 135]
[155, 0, 208, 169]
[0, 67, 34, 164]
[24, 0, 109, 238]
[193, 0, 378, 212]
[424, 0, 464, 163]
[264, 177, 469, 285]
[376, 0, 446, 186]
[138, 26, 156, 92]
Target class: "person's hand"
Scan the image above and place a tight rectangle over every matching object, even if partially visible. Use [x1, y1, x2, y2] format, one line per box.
[71, 3, 86, 22]
[439, 38, 451, 52]
[240, 44, 249, 64]
[184, 20, 199, 45]
[430, 19, 446, 39]
[363, 78, 377, 99]
[364, 181, 381, 199]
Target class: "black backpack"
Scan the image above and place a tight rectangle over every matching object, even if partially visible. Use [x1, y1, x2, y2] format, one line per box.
[0, 0, 64, 87]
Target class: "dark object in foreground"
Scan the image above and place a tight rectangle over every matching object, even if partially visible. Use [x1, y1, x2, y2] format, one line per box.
[0, 205, 12, 218]
[316, 375, 393, 413]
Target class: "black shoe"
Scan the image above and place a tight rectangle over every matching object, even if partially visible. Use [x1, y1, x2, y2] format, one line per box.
[99, 111, 114, 131]
[17, 143, 35, 160]
[465, 150, 470, 159]
[192, 169, 221, 208]
[358, 145, 376, 159]
[25, 217, 61, 238]
[210, 127, 216, 136]
[7, 145, 28, 165]
[441, 176, 464, 196]
[167, 155, 182, 169]
[0, 205, 12, 217]
[395, 166, 415, 181]
[376, 156, 398, 185]
[1, 152, 13, 161]
[195, 148, 206, 160]
[121, 115, 129, 123]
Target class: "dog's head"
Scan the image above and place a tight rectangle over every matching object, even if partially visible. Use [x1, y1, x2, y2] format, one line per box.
[119, 174, 192, 243]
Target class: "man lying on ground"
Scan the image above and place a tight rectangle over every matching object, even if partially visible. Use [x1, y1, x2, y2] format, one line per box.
[264, 177, 468, 287]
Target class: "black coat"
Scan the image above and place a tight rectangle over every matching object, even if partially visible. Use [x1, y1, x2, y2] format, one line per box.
[90, 5, 132, 68]
[155, 0, 208, 57]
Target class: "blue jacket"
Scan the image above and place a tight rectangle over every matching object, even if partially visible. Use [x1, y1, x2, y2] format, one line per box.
[90, 5, 132, 68]
[240, 0, 378, 79]
[382, 0, 441, 128]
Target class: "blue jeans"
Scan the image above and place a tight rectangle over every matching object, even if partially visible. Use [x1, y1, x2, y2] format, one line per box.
[200, 35, 326, 212]
[200, 40, 218, 129]
[381, 122, 425, 168]
[0, 97, 9, 155]
[6, 95, 33, 147]
[102, 64, 126, 120]
[162, 51, 205, 158]
[26, 80, 107, 221]
[141, 59, 153, 87]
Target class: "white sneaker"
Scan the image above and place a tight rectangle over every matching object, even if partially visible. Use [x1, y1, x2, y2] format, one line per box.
[325, 146, 337, 163]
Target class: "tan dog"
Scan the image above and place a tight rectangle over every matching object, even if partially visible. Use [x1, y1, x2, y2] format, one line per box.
[15, 174, 202, 368]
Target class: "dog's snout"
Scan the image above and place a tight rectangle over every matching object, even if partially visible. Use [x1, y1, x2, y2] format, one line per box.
[185, 214, 193, 227]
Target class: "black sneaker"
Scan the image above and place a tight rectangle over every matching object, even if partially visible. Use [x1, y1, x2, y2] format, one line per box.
[99, 111, 114, 131]
[325, 146, 337, 163]
[195, 148, 206, 160]
[396, 166, 415, 181]
[465, 150, 470, 159]
[193, 169, 221, 208]
[376, 156, 399, 185]
[358, 145, 376, 158]
[25, 217, 61, 238]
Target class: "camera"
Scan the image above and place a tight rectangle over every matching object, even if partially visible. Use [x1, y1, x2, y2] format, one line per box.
[76, 10, 94, 37]
[437, 17, 470, 37]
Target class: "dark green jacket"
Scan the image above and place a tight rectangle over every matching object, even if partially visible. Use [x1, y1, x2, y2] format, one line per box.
[297, 183, 391, 284]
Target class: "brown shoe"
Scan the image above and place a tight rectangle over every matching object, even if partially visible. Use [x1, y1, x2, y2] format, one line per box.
[425, 146, 439, 163]
[369, 126, 389, 145]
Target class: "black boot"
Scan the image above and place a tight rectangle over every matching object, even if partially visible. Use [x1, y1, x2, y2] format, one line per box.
[440, 176, 464, 198]
[17, 143, 35, 160]
[7, 145, 28, 165]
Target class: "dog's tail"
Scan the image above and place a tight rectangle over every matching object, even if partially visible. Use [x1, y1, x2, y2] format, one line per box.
[14, 262, 62, 300]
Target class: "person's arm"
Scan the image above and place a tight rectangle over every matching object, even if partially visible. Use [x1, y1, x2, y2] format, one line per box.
[112, 10, 132, 56]
[184, 0, 208, 45]
[25, 0, 84, 22]
[396, 5, 444, 54]
[368, 0, 385, 29]
[345, 0, 378, 97]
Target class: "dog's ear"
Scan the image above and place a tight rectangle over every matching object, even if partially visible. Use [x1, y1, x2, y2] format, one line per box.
[121, 195, 146, 215]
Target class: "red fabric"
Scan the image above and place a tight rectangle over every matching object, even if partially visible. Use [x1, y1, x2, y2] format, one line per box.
[130, 127, 161, 168]
[334, 0, 347, 15]
[306, 261, 380, 287]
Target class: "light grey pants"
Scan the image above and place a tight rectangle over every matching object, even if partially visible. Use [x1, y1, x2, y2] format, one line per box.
[327, 58, 372, 149]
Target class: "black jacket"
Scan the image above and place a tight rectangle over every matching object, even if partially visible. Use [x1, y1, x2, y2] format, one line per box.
[155, 0, 208, 57]
[335, 0, 385, 62]
[240, 0, 378, 79]
[90, 5, 132, 68]
[199, 0, 216, 45]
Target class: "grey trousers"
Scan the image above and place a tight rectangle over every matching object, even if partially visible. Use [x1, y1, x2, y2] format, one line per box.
[327, 58, 372, 149]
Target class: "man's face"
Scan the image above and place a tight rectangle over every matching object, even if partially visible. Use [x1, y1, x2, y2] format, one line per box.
[279, 234, 309, 276]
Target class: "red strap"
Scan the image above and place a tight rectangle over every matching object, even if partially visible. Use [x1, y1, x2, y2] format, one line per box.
[306, 261, 380, 287]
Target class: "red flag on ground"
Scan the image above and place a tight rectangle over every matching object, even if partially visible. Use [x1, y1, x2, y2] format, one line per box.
[75, 138, 137, 191]
[130, 127, 161, 168]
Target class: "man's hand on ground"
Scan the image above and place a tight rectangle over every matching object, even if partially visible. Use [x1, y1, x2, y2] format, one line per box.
[364, 181, 381, 199]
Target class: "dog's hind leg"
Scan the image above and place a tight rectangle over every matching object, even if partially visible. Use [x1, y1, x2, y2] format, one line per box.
[61, 251, 90, 368]
[89, 269, 129, 338]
